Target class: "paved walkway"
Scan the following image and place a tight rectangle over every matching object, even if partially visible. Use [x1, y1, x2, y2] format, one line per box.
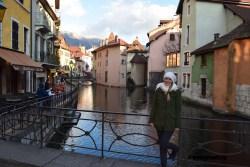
[0, 141, 158, 167]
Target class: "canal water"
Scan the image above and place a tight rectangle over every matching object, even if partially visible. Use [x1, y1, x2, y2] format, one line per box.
[60, 85, 250, 166]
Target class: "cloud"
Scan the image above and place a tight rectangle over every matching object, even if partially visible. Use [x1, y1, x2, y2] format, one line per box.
[86, 0, 177, 43]
[60, 0, 86, 34]
[60, 0, 177, 44]
[60, 0, 85, 17]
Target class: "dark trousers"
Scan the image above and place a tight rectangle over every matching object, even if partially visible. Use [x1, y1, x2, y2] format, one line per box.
[157, 130, 179, 167]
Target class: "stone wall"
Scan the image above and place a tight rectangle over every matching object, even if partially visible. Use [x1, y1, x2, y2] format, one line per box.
[191, 82, 213, 106]
[191, 76, 213, 99]
[236, 85, 250, 116]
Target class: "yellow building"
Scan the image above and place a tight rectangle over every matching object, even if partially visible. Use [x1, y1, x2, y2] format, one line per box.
[0, 0, 42, 96]
[1, 0, 30, 53]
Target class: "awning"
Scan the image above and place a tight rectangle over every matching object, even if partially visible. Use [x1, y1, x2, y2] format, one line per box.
[42, 63, 60, 69]
[0, 47, 43, 71]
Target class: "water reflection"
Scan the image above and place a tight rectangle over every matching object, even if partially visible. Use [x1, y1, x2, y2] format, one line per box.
[65, 85, 159, 164]
[77, 85, 149, 114]
[77, 86, 94, 110]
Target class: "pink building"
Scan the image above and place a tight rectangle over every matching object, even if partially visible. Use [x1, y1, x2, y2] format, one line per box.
[93, 33, 128, 87]
[69, 46, 85, 76]
[147, 18, 180, 89]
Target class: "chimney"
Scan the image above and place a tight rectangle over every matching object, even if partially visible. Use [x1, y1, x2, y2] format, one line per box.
[115, 35, 118, 42]
[214, 33, 220, 41]
[55, 0, 60, 9]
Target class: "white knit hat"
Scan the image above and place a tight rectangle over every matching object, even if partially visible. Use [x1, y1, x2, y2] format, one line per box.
[163, 72, 176, 83]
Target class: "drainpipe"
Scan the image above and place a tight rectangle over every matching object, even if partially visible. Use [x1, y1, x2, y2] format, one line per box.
[30, 0, 33, 93]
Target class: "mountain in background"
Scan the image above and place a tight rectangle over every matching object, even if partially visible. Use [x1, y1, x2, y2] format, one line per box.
[63, 32, 101, 49]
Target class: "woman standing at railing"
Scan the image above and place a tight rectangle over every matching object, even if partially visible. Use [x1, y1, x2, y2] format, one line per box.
[149, 71, 182, 167]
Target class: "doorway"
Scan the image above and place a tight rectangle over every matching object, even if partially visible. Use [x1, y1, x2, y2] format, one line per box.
[201, 78, 206, 98]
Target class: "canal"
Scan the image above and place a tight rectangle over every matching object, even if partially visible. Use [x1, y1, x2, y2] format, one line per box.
[58, 85, 250, 166]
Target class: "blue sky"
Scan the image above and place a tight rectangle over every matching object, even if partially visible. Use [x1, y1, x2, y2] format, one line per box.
[60, 0, 179, 44]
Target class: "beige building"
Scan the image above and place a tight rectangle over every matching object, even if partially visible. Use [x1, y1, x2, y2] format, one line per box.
[58, 35, 71, 69]
[127, 37, 148, 87]
[69, 46, 84, 76]
[93, 33, 128, 87]
[147, 18, 180, 89]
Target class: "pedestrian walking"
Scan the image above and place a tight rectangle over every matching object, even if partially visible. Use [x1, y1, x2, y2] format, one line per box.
[149, 71, 182, 167]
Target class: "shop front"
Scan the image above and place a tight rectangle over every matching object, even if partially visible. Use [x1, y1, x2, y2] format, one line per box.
[0, 47, 43, 100]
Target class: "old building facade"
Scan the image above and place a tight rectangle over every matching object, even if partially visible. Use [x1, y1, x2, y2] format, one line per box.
[58, 34, 71, 76]
[191, 4, 250, 115]
[31, 0, 60, 90]
[176, 0, 243, 97]
[0, 0, 43, 95]
[147, 18, 180, 89]
[127, 37, 148, 87]
[93, 33, 128, 87]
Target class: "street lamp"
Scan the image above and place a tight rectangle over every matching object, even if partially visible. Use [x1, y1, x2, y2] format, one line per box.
[69, 60, 74, 94]
[0, 1, 7, 22]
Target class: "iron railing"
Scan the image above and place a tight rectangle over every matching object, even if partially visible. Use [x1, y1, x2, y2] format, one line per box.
[179, 116, 250, 167]
[0, 106, 159, 162]
[0, 87, 78, 114]
[0, 96, 249, 166]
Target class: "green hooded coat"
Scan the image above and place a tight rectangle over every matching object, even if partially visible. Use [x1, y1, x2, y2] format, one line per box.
[149, 87, 182, 131]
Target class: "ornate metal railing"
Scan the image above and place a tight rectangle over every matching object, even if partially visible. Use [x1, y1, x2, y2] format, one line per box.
[0, 102, 250, 166]
[0, 87, 78, 114]
[0, 106, 159, 162]
[179, 116, 250, 167]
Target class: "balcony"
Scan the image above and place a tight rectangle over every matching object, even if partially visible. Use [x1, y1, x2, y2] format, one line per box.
[47, 32, 58, 41]
[40, 51, 45, 62]
[35, 11, 51, 34]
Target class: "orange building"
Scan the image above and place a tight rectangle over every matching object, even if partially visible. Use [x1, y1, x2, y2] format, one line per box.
[214, 38, 250, 113]
[192, 4, 250, 115]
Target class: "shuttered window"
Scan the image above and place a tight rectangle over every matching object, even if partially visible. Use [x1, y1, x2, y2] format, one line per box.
[12, 20, 19, 50]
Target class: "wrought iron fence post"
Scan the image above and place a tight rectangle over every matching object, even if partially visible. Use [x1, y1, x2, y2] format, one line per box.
[101, 112, 104, 159]
[2, 115, 5, 138]
[177, 128, 182, 167]
[12, 106, 16, 135]
[20, 108, 23, 129]
[39, 106, 43, 148]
